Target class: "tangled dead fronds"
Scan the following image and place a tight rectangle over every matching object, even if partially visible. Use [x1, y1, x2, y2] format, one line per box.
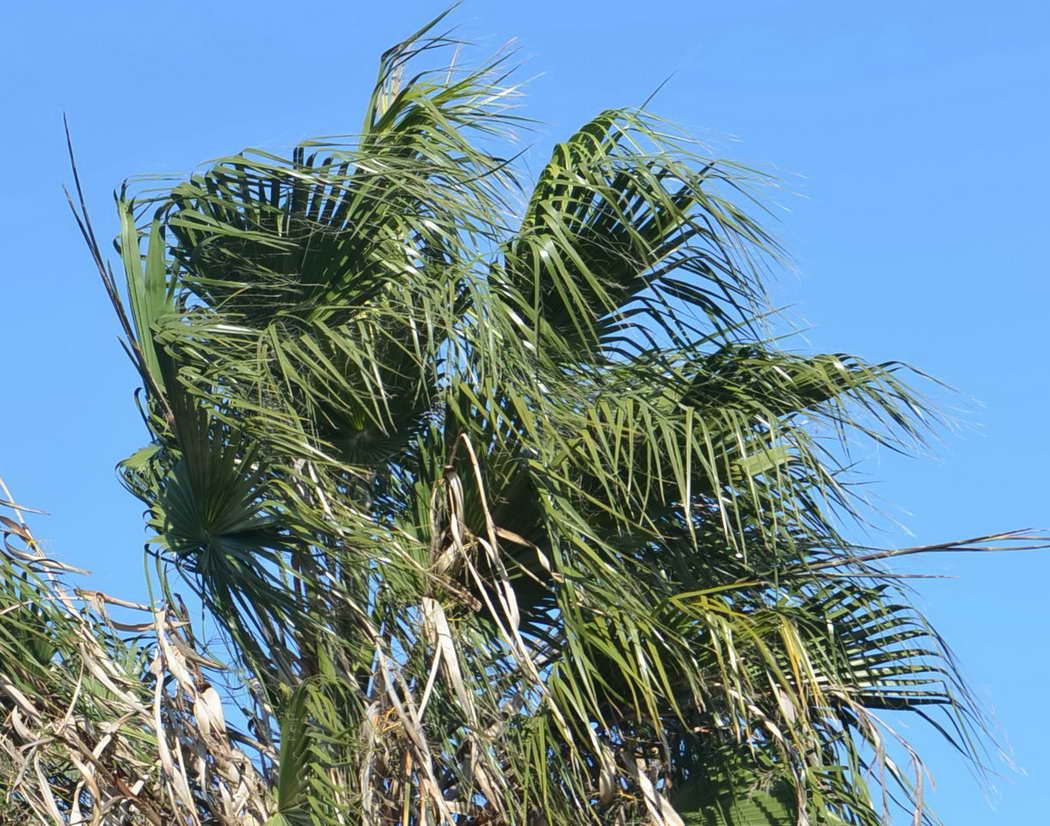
[0, 481, 271, 825]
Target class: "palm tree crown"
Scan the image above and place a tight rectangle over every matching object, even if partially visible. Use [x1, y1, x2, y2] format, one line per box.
[1, 12, 1040, 826]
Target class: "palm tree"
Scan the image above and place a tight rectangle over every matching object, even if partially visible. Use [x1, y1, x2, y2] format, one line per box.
[2, 12, 1041, 826]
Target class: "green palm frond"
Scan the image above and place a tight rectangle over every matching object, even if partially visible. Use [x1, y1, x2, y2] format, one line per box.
[499, 109, 773, 360]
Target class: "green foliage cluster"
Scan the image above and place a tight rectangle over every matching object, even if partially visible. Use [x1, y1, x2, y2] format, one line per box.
[1, 11, 1038, 826]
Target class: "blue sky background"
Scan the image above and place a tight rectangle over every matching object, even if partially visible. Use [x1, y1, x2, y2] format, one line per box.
[2, 1, 1047, 822]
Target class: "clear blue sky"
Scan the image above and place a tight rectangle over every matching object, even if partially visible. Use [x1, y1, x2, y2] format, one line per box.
[2, 2, 1047, 822]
